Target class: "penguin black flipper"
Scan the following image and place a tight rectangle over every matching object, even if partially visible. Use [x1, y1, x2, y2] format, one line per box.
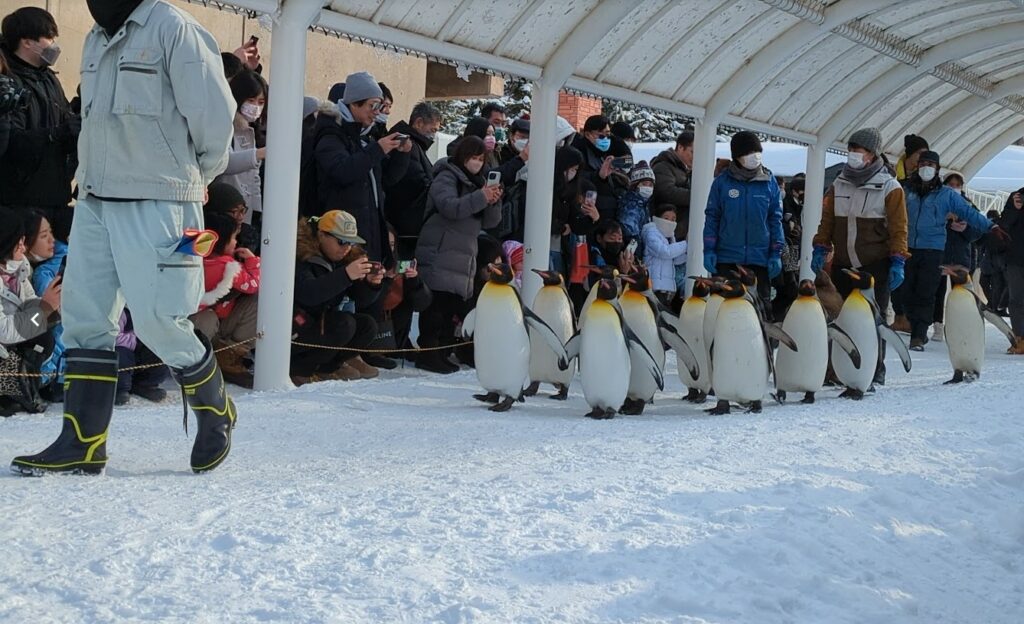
[561, 334, 581, 370]
[982, 309, 1016, 347]
[461, 308, 477, 339]
[642, 289, 678, 326]
[827, 324, 862, 369]
[522, 307, 569, 369]
[612, 302, 664, 391]
[878, 325, 913, 372]
[764, 323, 799, 352]
[658, 323, 700, 381]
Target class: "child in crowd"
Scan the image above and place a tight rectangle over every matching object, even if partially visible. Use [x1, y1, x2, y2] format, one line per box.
[617, 161, 655, 244]
[204, 182, 260, 253]
[190, 211, 261, 388]
[26, 209, 67, 401]
[502, 240, 524, 289]
[115, 310, 168, 406]
[642, 204, 688, 308]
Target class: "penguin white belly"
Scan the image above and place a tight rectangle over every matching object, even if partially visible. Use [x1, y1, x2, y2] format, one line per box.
[580, 302, 630, 410]
[712, 300, 768, 403]
[703, 295, 725, 381]
[832, 294, 878, 392]
[620, 293, 664, 401]
[676, 299, 709, 391]
[474, 285, 530, 397]
[529, 288, 575, 386]
[944, 287, 985, 375]
[776, 299, 828, 393]
[578, 282, 600, 329]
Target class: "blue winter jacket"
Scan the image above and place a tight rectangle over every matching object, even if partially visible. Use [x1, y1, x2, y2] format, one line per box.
[617, 190, 651, 243]
[30, 240, 67, 384]
[906, 185, 991, 251]
[703, 168, 784, 267]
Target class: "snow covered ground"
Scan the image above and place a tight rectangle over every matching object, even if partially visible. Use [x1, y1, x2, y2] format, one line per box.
[1, 326, 1022, 623]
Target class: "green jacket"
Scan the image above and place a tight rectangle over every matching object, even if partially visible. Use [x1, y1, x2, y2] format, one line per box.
[76, 0, 234, 202]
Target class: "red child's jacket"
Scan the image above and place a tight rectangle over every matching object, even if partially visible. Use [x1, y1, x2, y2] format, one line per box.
[200, 254, 261, 319]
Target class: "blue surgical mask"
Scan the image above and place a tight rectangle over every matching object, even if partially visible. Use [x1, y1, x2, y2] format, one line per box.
[595, 137, 611, 152]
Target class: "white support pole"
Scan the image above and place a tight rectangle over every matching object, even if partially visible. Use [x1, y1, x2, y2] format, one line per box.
[799, 142, 828, 281]
[685, 119, 718, 286]
[520, 79, 559, 304]
[254, 0, 323, 391]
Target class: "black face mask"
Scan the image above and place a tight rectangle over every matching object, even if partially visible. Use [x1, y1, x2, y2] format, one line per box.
[87, 0, 144, 37]
[604, 242, 623, 257]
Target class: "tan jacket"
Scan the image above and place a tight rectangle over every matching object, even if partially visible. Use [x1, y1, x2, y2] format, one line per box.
[814, 170, 909, 268]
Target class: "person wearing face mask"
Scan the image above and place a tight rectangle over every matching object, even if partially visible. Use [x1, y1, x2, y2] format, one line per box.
[652, 131, 695, 242]
[551, 146, 599, 284]
[214, 69, 267, 229]
[448, 116, 527, 181]
[617, 161, 656, 244]
[497, 118, 530, 166]
[0, 7, 78, 214]
[998, 190, 1024, 353]
[367, 82, 393, 142]
[314, 71, 412, 266]
[901, 151, 1007, 350]
[572, 115, 633, 221]
[384, 101, 443, 258]
[0, 207, 60, 416]
[896, 134, 929, 183]
[415, 136, 503, 374]
[703, 131, 784, 317]
[642, 204, 688, 308]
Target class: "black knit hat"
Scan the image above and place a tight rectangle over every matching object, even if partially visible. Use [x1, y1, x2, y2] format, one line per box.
[204, 182, 246, 215]
[0, 206, 25, 261]
[904, 134, 929, 155]
[731, 131, 762, 160]
[918, 150, 940, 167]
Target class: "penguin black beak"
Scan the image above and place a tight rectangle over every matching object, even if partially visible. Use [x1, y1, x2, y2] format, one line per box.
[841, 268, 860, 279]
[487, 263, 502, 275]
[532, 269, 551, 279]
[620, 275, 636, 285]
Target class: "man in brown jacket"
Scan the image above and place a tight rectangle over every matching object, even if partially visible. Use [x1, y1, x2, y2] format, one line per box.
[651, 131, 693, 240]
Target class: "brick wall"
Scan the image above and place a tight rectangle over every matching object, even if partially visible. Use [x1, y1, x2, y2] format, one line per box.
[558, 92, 604, 131]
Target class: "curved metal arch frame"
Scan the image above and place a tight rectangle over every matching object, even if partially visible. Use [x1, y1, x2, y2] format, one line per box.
[962, 119, 1024, 180]
[941, 107, 1018, 164]
[590, 0, 678, 83]
[934, 103, 1017, 156]
[917, 73, 1024, 149]
[818, 22, 1024, 147]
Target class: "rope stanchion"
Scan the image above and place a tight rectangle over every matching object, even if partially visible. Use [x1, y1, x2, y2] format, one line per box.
[0, 334, 470, 378]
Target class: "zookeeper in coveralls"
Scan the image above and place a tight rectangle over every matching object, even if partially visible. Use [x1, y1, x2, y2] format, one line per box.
[12, 0, 239, 476]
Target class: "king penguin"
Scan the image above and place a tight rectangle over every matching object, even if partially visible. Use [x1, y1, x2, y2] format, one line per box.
[462, 264, 568, 411]
[701, 277, 727, 391]
[775, 279, 860, 404]
[524, 269, 576, 400]
[708, 280, 778, 415]
[563, 278, 663, 419]
[832, 269, 911, 399]
[676, 278, 711, 403]
[940, 265, 1016, 383]
[578, 265, 620, 329]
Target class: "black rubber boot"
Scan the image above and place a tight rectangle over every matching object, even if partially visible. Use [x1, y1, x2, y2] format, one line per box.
[171, 342, 237, 474]
[11, 349, 118, 476]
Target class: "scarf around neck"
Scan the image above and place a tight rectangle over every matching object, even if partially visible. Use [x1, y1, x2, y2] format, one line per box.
[728, 161, 770, 182]
[841, 155, 885, 187]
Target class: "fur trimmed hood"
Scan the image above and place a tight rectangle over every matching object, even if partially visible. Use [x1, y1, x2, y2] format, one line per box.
[201, 259, 241, 307]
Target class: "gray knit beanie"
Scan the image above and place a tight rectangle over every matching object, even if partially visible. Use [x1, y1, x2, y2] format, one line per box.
[848, 127, 882, 155]
[342, 72, 382, 105]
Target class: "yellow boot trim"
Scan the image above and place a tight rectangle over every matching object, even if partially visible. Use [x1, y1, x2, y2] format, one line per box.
[64, 374, 118, 383]
[191, 399, 237, 472]
[12, 414, 108, 469]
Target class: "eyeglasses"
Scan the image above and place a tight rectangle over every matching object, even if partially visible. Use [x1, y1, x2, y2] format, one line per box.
[229, 206, 250, 217]
[370, 100, 384, 112]
[595, 133, 610, 140]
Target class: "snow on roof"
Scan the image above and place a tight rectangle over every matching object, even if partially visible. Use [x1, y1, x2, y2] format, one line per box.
[190, 0, 1024, 175]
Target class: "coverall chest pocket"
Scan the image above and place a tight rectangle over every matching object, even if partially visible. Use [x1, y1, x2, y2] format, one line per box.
[78, 55, 100, 117]
[113, 48, 163, 116]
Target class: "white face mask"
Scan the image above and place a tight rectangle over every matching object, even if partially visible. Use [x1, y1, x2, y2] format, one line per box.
[918, 166, 937, 182]
[375, 112, 389, 125]
[847, 152, 866, 169]
[637, 186, 654, 200]
[240, 102, 263, 122]
[652, 216, 676, 238]
[514, 138, 528, 152]
[740, 153, 762, 170]
[465, 160, 484, 175]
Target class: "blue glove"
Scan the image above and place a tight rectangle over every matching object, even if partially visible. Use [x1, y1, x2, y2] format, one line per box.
[811, 245, 828, 273]
[889, 256, 906, 291]
[703, 251, 717, 275]
[767, 256, 782, 279]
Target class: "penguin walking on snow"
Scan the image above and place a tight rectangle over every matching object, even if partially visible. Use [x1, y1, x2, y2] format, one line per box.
[940, 265, 1016, 383]
[524, 270, 576, 400]
[832, 269, 912, 399]
[462, 264, 568, 411]
[562, 278, 663, 419]
[676, 278, 711, 403]
[774, 279, 861, 404]
[701, 278, 727, 392]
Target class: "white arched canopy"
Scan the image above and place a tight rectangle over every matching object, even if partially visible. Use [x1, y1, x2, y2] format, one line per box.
[185, 0, 1024, 390]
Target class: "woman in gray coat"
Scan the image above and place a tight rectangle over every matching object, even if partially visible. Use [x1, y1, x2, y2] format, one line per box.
[215, 70, 266, 227]
[415, 136, 503, 374]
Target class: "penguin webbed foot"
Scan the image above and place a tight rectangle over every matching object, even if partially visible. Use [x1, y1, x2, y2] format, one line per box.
[773, 391, 786, 404]
[943, 371, 965, 385]
[474, 392, 501, 403]
[586, 407, 616, 420]
[747, 401, 762, 414]
[838, 388, 864, 400]
[549, 385, 569, 401]
[801, 392, 815, 404]
[684, 388, 707, 404]
[618, 398, 646, 415]
[489, 396, 516, 412]
[707, 400, 731, 415]
[523, 382, 540, 397]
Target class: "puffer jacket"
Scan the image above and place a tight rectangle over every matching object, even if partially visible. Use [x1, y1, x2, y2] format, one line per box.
[905, 184, 991, 251]
[30, 241, 67, 383]
[642, 221, 687, 292]
[214, 114, 263, 220]
[617, 189, 651, 242]
[650, 148, 691, 238]
[313, 102, 409, 265]
[999, 203, 1024, 267]
[200, 253, 261, 319]
[703, 166, 784, 267]
[416, 161, 501, 300]
[383, 120, 434, 248]
[814, 168, 908, 269]
[293, 220, 382, 320]
[1, 259, 51, 351]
